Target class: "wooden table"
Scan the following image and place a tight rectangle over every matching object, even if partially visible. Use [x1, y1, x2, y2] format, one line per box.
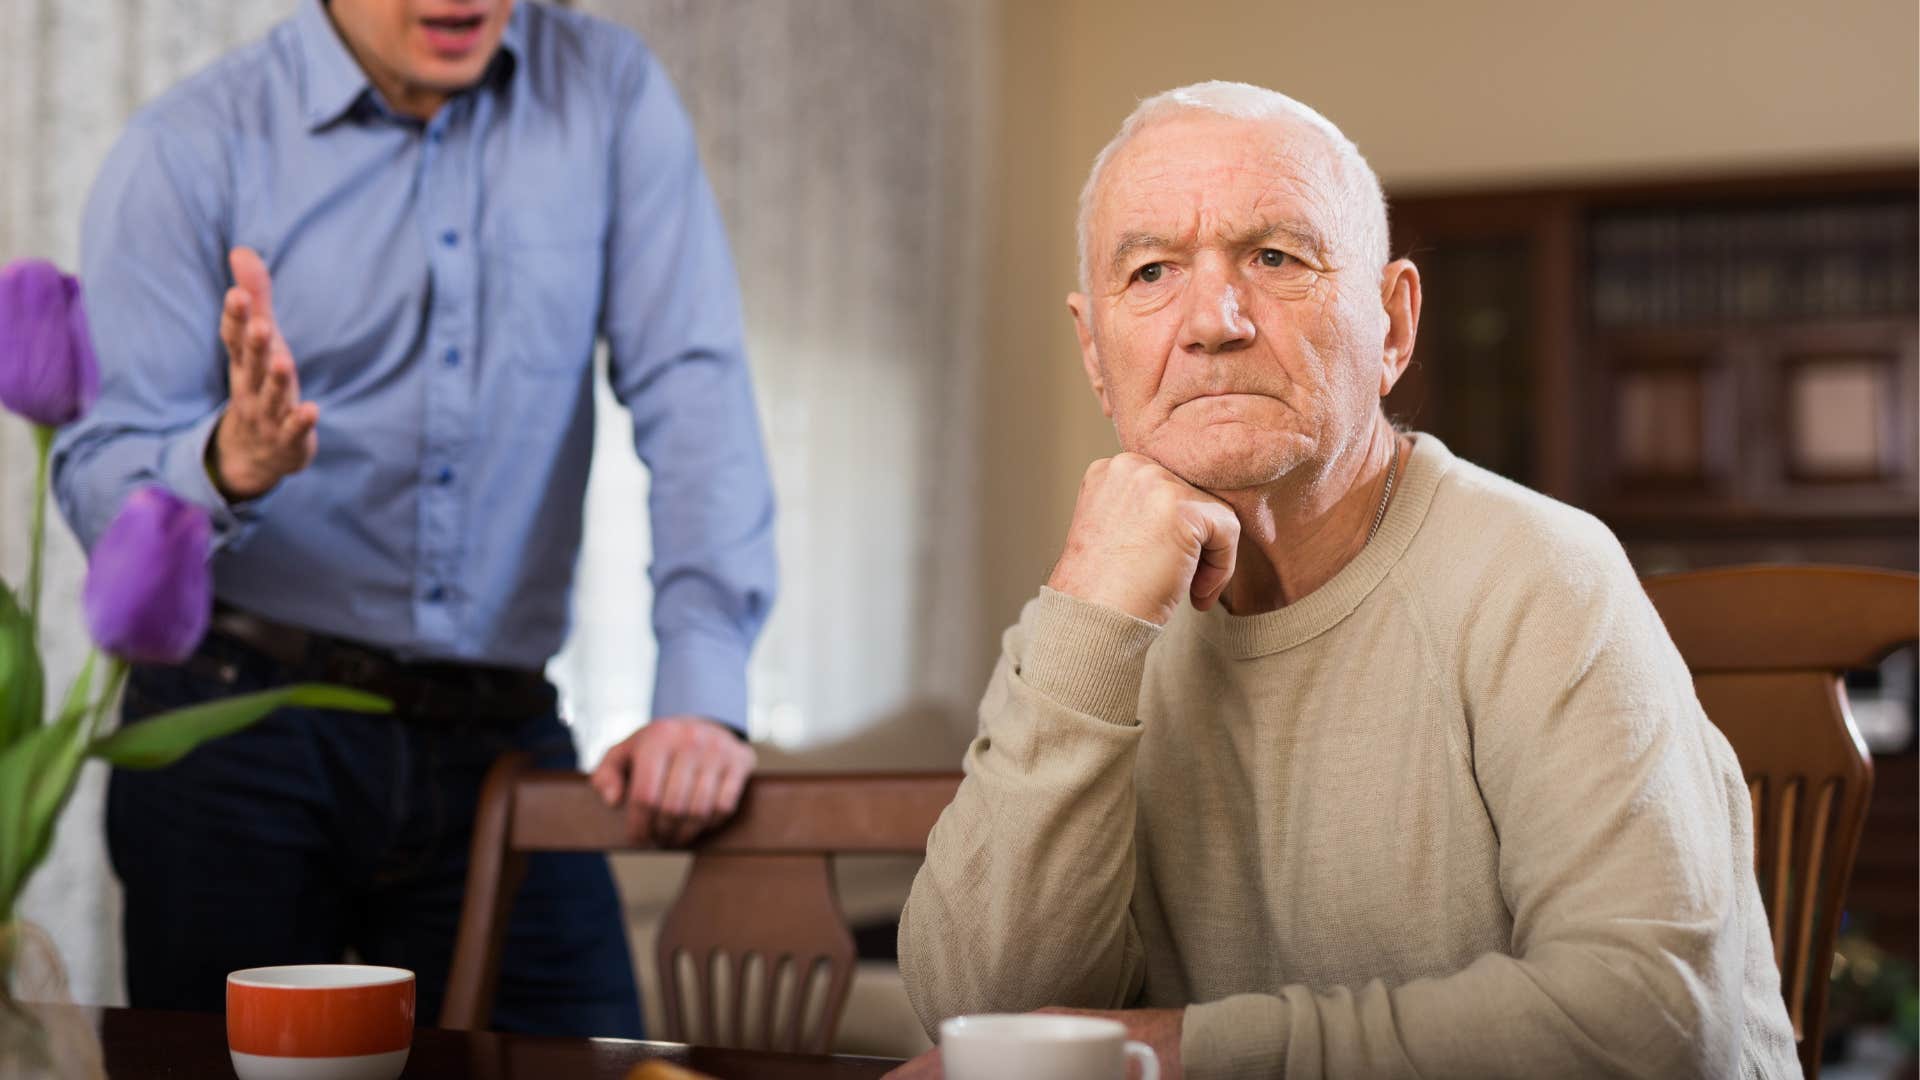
[62, 1004, 902, 1079]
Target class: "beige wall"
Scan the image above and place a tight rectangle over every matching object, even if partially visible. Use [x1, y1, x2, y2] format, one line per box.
[977, 0, 1920, 654]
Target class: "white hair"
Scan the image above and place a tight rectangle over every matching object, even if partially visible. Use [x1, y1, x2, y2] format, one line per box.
[1075, 81, 1389, 289]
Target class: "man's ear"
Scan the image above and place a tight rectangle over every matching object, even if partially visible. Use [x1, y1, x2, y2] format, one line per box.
[1378, 258, 1421, 397]
[1066, 291, 1113, 417]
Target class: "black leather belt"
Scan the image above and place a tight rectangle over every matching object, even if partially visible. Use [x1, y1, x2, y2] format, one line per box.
[199, 605, 556, 728]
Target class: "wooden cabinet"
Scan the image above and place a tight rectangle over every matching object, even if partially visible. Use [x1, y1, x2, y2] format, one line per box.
[1385, 167, 1918, 574]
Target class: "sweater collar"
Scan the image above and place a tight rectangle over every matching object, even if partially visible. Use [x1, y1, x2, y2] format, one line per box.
[1188, 433, 1453, 659]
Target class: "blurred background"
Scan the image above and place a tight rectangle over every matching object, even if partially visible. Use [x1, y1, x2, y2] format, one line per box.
[0, 0, 1914, 1071]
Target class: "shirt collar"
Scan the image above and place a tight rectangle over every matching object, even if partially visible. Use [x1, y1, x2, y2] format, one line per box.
[497, 5, 526, 77]
[296, 0, 373, 131]
[297, 0, 525, 132]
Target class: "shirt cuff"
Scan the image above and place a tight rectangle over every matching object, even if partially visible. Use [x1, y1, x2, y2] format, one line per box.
[158, 407, 267, 549]
[1015, 587, 1161, 727]
[1182, 994, 1289, 1080]
[651, 629, 751, 736]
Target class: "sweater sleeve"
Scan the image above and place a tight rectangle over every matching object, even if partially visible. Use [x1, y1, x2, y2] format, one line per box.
[1179, 520, 1780, 1080]
[898, 588, 1163, 1034]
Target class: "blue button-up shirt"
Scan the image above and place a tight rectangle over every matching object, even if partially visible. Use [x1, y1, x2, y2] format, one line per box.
[53, 0, 776, 733]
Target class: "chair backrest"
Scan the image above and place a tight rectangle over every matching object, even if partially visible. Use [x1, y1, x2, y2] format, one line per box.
[1643, 564, 1917, 1080]
[441, 755, 962, 1055]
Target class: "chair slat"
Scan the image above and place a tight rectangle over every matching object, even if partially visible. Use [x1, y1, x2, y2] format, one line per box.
[1771, 778, 1798, 979]
[724, 949, 747, 1049]
[1747, 777, 1768, 908]
[1791, 779, 1839, 1032]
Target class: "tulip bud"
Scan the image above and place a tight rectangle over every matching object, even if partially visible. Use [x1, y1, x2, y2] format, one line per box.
[0, 259, 100, 428]
[84, 487, 212, 664]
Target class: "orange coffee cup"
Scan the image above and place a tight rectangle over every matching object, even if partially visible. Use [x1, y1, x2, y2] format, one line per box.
[227, 964, 415, 1080]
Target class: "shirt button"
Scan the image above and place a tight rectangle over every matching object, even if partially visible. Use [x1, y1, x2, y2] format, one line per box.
[443, 347, 460, 368]
[441, 230, 459, 248]
[426, 585, 447, 603]
[429, 130, 444, 144]
[436, 466, 455, 486]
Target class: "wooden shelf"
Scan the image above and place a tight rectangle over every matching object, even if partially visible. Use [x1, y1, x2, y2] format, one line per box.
[1386, 164, 1919, 574]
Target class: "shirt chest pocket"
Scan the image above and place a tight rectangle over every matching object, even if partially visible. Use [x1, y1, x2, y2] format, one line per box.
[485, 224, 606, 377]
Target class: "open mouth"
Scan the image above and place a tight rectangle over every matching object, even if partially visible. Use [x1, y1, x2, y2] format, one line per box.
[420, 12, 487, 55]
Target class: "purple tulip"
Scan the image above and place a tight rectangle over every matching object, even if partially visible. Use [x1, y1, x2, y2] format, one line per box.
[84, 487, 213, 664]
[0, 258, 100, 427]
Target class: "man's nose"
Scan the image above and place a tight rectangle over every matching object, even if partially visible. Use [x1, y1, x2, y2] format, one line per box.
[1180, 264, 1256, 355]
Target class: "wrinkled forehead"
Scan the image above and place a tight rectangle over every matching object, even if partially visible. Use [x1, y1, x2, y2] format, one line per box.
[1088, 113, 1348, 267]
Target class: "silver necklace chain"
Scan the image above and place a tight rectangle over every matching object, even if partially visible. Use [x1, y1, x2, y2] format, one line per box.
[1365, 442, 1400, 545]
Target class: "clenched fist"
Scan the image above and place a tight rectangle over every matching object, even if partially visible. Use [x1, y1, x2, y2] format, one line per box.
[1046, 452, 1241, 626]
[209, 247, 319, 501]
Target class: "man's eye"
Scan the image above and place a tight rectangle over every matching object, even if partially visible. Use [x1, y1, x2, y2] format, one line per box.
[1257, 249, 1290, 268]
[1132, 263, 1164, 284]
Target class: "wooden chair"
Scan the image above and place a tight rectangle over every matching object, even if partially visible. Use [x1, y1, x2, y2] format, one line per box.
[440, 754, 962, 1054]
[1643, 564, 1917, 1080]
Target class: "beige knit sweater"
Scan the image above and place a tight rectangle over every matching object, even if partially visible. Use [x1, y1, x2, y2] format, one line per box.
[899, 435, 1800, 1079]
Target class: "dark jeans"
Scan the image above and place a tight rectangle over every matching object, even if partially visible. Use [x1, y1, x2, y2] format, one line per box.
[106, 632, 644, 1038]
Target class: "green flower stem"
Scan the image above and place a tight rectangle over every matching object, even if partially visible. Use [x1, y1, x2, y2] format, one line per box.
[26, 425, 53, 642]
[90, 660, 129, 742]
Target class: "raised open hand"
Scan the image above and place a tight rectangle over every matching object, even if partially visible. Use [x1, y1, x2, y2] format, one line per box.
[209, 246, 318, 500]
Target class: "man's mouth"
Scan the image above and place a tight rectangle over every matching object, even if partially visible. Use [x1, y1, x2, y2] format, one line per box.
[420, 13, 487, 55]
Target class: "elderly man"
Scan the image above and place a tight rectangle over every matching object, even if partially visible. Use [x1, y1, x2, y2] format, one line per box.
[894, 82, 1798, 1079]
[55, 0, 772, 1036]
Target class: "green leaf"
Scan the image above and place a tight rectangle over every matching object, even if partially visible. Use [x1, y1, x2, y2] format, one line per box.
[17, 712, 90, 895]
[0, 584, 44, 749]
[0, 716, 85, 918]
[26, 712, 90, 839]
[88, 683, 391, 770]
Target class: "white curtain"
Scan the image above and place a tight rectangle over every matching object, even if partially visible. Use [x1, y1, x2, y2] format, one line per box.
[1, 0, 991, 1008]
[0, 0, 294, 1009]
[558, 0, 991, 764]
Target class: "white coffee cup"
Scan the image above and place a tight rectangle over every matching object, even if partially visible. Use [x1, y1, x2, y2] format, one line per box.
[940, 1013, 1159, 1080]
